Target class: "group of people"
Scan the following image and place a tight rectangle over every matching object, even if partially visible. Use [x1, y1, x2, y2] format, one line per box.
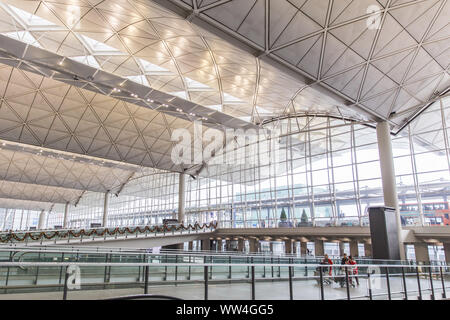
[320, 253, 359, 287]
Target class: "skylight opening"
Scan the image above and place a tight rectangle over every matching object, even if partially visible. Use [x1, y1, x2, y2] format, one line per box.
[138, 58, 173, 75]
[185, 77, 214, 91]
[206, 105, 222, 112]
[79, 35, 122, 55]
[70, 55, 101, 69]
[1, 3, 60, 29]
[2, 31, 41, 47]
[170, 91, 188, 100]
[127, 75, 150, 87]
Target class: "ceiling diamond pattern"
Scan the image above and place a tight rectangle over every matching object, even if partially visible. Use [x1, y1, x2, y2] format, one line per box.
[170, 0, 449, 126]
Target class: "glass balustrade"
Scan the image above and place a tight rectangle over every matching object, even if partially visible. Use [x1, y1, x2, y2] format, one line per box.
[0, 246, 448, 300]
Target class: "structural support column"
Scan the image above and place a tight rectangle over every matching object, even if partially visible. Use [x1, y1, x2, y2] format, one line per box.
[414, 243, 430, 263]
[202, 239, 211, 251]
[364, 242, 372, 258]
[102, 191, 110, 227]
[238, 238, 245, 252]
[376, 121, 405, 260]
[444, 243, 450, 264]
[178, 173, 186, 225]
[38, 210, 46, 230]
[300, 242, 307, 256]
[284, 240, 292, 254]
[249, 238, 259, 253]
[315, 240, 324, 257]
[350, 241, 359, 257]
[63, 202, 69, 229]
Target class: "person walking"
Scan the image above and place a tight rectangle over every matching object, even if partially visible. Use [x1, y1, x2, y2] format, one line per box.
[348, 255, 359, 286]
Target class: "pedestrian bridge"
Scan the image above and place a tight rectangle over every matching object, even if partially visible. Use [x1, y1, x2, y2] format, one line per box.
[0, 223, 216, 249]
[1, 225, 448, 250]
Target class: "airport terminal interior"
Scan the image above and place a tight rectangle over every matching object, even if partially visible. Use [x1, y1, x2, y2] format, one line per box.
[0, 0, 448, 301]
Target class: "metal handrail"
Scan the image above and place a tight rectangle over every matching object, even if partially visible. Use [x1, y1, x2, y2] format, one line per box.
[0, 262, 446, 268]
[0, 247, 432, 268]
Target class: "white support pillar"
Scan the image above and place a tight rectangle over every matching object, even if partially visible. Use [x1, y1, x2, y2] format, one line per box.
[38, 210, 46, 230]
[376, 121, 405, 260]
[63, 202, 69, 229]
[102, 191, 110, 227]
[2, 209, 8, 231]
[178, 173, 186, 225]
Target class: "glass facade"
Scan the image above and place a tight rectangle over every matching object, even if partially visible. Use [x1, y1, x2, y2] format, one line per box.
[0, 97, 449, 230]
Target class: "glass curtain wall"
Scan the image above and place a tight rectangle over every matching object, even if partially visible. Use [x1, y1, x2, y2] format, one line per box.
[0, 97, 449, 230]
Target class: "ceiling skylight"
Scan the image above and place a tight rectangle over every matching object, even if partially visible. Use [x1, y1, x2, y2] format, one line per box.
[79, 35, 122, 55]
[185, 77, 214, 91]
[170, 91, 188, 99]
[206, 105, 223, 112]
[0, 3, 59, 28]
[70, 55, 101, 69]
[138, 59, 173, 75]
[2, 31, 41, 47]
[127, 75, 150, 87]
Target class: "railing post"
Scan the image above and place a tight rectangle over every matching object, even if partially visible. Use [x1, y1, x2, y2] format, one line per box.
[175, 255, 178, 282]
[144, 265, 149, 294]
[263, 257, 266, 278]
[4, 251, 13, 294]
[204, 265, 209, 301]
[345, 266, 350, 300]
[62, 266, 69, 300]
[59, 253, 65, 285]
[289, 266, 293, 300]
[290, 258, 295, 277]
[251, 265, 255, 300]
[428, 266, 435, 300]
[385, 267, 391, 300]
[440, 266, 447, 299]
[319, 266, 324, 300]
[103, 253, 109, 287]
[271, 257, 274, 278]
[188, 256, 192, 280]
[304, 257, 308, 276]
[228, 256, 232, 280]
[278, 257, 281, 277]
[34, 252, 41, 285]
[401, 267, 408, 300]
[162, 254, 168, 281]
[367, 272, 373, 300]
[416, 266, 422, 300]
